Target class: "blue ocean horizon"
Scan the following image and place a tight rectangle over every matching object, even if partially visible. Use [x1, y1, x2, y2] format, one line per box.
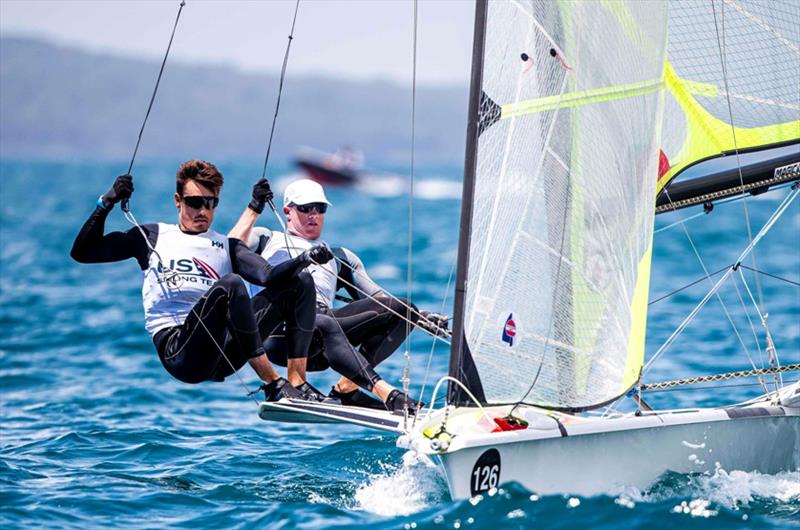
[1, 159, 798, 529]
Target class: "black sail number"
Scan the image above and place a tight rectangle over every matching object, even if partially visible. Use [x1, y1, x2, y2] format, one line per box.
[470, 448, 501, 496]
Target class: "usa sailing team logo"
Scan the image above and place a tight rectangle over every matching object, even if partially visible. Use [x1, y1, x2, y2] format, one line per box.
[192, 257, 221, 280]
[502, 313, 516, 346]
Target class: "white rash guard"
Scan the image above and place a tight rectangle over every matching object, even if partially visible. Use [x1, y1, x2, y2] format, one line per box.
[142, 223, 232, 335]
[247, 227, 384, 306]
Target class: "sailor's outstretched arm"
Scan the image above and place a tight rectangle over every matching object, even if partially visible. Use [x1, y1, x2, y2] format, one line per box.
[336, 247, 385, 300]
[336, 247, 450, 335]
[70, 175, 153, 269]
[230, 239, 332, 287]
[228, 178, 273, 243]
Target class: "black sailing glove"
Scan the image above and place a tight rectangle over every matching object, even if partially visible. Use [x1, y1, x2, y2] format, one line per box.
[302, 243, 334, 265]
[419, 310, 450, 336]
[101, 174, 134, 208]
[248, 178, 274, 214]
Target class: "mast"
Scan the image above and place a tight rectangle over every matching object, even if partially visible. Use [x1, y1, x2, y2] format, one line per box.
[447, 0, 488, 406]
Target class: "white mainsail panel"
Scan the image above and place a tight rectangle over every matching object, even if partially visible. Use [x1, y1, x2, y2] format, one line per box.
[463, 1, 668, 408]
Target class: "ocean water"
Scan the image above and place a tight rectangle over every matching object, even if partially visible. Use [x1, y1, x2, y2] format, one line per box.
[1, 159, 798, 529]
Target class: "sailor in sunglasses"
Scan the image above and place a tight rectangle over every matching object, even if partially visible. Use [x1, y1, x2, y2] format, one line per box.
[229, 179, 449, 413]
[70, 160, 330, 401]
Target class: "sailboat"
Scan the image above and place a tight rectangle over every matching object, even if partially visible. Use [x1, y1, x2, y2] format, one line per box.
[260, 0, 799, 499]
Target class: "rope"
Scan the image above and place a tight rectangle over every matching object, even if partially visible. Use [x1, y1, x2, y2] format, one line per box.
[253, 238, 450, 343]
[739, 265, 800, 287]
[648, 265, 729, 306]
[122, 0, 185, 213]
[642, 380, 798, 394]
[737, 267, 783, 390]
[402, 0, 420, 428]
[642, 186, 790, 382]
[640, 364, 799, 392]
[260, 0, 301, 180]
[328, 255, 451, 342]
[413, 259, 456, 428]
[120, 0, 305, 405]
[111, 0, 263, 400]
[711, 0, 767, 317]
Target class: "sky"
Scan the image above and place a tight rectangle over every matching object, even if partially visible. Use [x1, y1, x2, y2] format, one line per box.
[0, 0, 476, 85]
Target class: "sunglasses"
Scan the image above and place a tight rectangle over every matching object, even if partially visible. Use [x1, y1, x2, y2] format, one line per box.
[181, 195, 219, 210]
[293, 202, 328, 214]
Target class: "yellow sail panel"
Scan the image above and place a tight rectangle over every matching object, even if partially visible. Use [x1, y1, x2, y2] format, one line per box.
[500, 79, 662, 119]
[659, 62, 800, 191]
[621, 242, 653, 393]
[660, 0, 800, 192]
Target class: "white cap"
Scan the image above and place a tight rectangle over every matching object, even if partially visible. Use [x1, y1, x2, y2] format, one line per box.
[283, 179, 331, 207]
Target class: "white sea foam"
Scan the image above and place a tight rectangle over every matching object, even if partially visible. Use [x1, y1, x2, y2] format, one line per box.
[355, 175, 407, 197]
[691, 466, 800, 509]
[412, 180, 462, 200]
[617, 466, 800, 513]
[355, 176, 462, 200]
[368, 264, 402, 280]
[681, 441, 706, 449]
[353, 451, 444, 516]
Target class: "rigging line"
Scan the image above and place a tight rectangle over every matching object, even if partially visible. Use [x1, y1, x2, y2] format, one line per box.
[642, 379, 798, 394]
[655, 208, 714, 234]
[402, 0, 420, 427]
[737, 267, 784, 389]
[313, 251, 452, 343]
[644, 186, 800, 375]
[647, 186, 764, 388]
[261, 0, 301, 180]
[729, 269, 768, 387]
[122, 210, 259, 405]
[279, 234, 444, 330]
[648, 265, 730, 306]
[259, 229, 451, 343]
[413, 258, 457, 429]
[252, 3, 383, 397]
[330, 253, 450, 338]
[711, 0, 767, 316]
[122, 0, 186, 213]
[640, 363, 799, 391]
[739, 265, 800, 287]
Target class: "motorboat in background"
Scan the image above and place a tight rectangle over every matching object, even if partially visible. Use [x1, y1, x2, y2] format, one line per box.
[294, 146, 363, 186]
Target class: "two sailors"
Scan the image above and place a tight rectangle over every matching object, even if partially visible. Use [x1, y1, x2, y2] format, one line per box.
[71, 163, 447, 412]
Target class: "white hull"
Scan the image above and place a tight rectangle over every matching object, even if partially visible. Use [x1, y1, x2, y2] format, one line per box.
[401, 393, 800, 499]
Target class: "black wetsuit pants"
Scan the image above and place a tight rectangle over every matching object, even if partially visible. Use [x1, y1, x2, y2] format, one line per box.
[332, 296, 418, 367]
[154, 272, 316, 384]
[264, 296, 418, 391]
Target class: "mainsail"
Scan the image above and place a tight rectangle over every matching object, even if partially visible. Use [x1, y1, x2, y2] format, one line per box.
[449, 0, 669, 410]
[658, 0, 800, 201]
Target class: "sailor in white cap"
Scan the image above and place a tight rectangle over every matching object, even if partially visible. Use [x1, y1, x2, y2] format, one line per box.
[229, 179, 448, 413]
